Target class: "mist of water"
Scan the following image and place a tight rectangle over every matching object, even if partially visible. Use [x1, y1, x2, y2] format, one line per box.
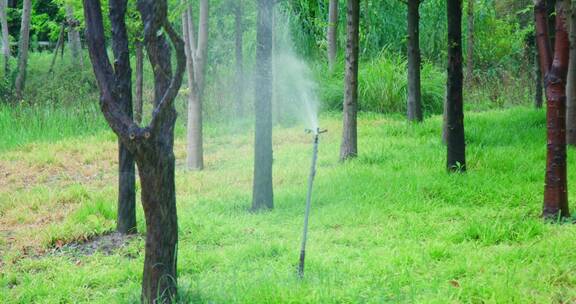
[272, 11, 320, 132]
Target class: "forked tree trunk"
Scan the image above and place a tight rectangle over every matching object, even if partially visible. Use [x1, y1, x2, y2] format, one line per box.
[466, 0, 474, 83]
[83, 0, 185, 301]
[327, 0, 338, 71]
[66, 4, 84, 68]
[0, 0, 9, 76]
[185, 0, 208, 171]
[407, 0, 422, 122]
[15, 0, 31, 100]
[134, 41, 144, 125]
[235, 0, 244, 116]
[446, 0, 466, 172]
[340, 0, 360, 161]
[566, 1, 576, 145]
[252, 0, 274, 210]
[534, 0, 570, 218]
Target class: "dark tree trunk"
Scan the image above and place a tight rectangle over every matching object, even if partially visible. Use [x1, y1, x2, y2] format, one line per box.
[235, 0, 244, 116]
[83, 0, 185, 301]
[135, 41, 144, 125]
[466, 0, 474, 83]
[327, 0, 338, 71]
[14, 0, 31, 100]
[535, 47, 544, 108]
[446, 0, 466, 172]
[534, 0, 570, 218]
[340, 0, 360, 161]
[109, 0, 137, 235]
[252, 0, 274, 211]
[566, 1, 576, 146]
[407, 0, 422, 122]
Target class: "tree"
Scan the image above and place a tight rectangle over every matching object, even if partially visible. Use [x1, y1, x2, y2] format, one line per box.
[0, 0, 9, 76]
[340, 0, 360, 161]
[327, 0, 338, 71]
[83, 0, 185, 301]
[15, 0, 31, 100]
[566, 1, 576, 145]
[65, 4, 83, 68]
[534, 0, 570, 218]
[465, 0, 474, 82]
[406, 0, 423, 122]
[252, 0, 274, 211]
[183, 0, 209, 171]
[235, 0, 244, 116]
[446, 0, 466, 172]
[134, 40, 144, 124]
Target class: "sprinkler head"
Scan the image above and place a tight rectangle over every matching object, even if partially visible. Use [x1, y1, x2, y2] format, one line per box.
[305, 128, 328, 135]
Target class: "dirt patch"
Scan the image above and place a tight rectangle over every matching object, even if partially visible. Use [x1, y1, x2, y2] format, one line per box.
[51, 232, 138, 257]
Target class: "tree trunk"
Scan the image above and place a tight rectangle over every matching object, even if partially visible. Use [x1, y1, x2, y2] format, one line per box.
[407, 0, 422, 122]
[185, 0, 208, 171]
[252, 0, 274, 211]
[535, 47, 544, 108]
[83, 0, 186, 301]
[66, 4, 84, 68]
[534, 0, 570, 218]
[0, 0, 9, 76]
[235, 0, 244, 116]
[14, 0, 31, 100]
[566, 1, 576, 145]
[446, 0, 466, 172]
[183, 8, 204, 171]
[49, 23, 66, 73]
[134, 41, 144, 125]
[327, 0, 338, 71]
[466, 0, 474, 83]
[340, 0, 360, 161]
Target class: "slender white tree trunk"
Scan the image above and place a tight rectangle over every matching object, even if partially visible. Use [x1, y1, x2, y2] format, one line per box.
[15, 0, 31, 100]
[327, 0, 338, 71]
[66, 4, 83, 68]
[0, 0, 9, 76]
[184, 0, 208, 171]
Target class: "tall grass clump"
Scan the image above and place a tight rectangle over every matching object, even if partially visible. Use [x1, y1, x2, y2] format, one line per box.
[315, 51, 445, 116]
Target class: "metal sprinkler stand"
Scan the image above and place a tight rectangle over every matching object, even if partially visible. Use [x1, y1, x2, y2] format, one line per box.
[298, 127, 327, 278]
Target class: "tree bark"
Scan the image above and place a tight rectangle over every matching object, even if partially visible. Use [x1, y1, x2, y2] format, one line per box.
[83, 0, 186, 301]
[407, 0, 422, 122]
[534, 0, 570, 218]
[14, 0, 31, 100]
[446, 0, 466, 172]
[566, 1, 576, 145]
[109, 0, 137, 235]
[134, 41, 144, 125]
[327, 0, 338, 71]
[466, 0, 474, 83]
[185, 0, 208, 171]
[536, 47, 544, 108]
[340, 0, 359, 161]
[235, 0, 244, 116]
[66, 5, 84, 68]
[252, 0, 274, 210]
[0, 0, 9, 76]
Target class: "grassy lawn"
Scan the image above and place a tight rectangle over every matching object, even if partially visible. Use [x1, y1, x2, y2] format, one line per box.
[1, 106, 576, 303]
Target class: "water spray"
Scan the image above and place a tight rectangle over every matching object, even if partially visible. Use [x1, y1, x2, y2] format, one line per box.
[298, 127, 327, 278]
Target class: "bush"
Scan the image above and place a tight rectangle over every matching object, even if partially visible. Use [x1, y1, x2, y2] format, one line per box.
[314, 51, 445, 116]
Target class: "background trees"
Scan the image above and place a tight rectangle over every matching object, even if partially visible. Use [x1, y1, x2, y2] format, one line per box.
[339, 0, 359, 161]
[14, 0, 30, 100]
[252, 0, 274, 210]
[446, 0, 466, 172]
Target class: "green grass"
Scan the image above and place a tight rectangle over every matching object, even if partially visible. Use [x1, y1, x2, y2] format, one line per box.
[2, 106, 576, 303]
